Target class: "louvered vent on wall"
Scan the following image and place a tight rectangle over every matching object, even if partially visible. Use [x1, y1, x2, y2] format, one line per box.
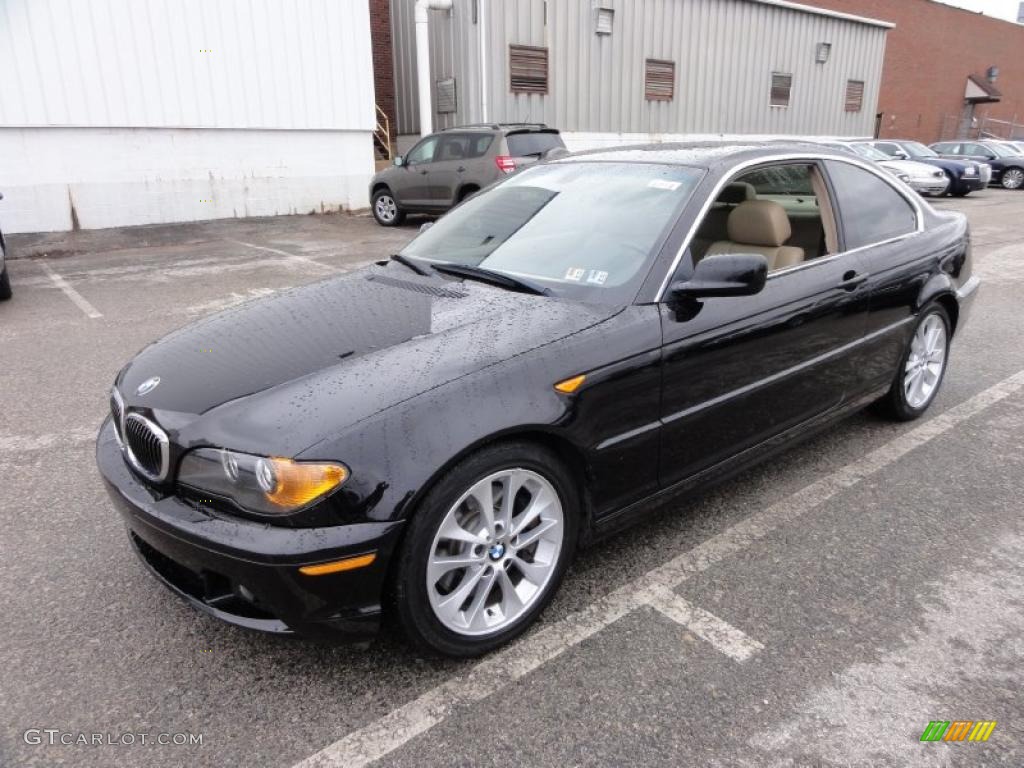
[645, 59, 675, 101]
[509, 45, 548, 94]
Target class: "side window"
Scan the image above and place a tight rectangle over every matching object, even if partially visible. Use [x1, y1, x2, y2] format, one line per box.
[406, 136, 439, 165]
[825, 161, 917, 250]
[465, 134, 494, 158]
[962, 143, 988, 157]
[935, 143, 959, 154]
[438, 135, 469, 161]
[874, 142, 898, 157]
[688, 163, 836, 273]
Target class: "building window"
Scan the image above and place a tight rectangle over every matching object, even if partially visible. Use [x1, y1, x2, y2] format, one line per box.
[845, 80, 865, 112]
[436, 78, 457, 114]
[509, 45, 548, 94]
[770, 72, 792, 108]
[645, 59, 675, 101]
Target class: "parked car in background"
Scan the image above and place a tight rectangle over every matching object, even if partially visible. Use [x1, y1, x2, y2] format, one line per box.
[826, 141, 949, 196]
[929, 140, 1024, 190]
[869, 140, 987, 197]
[99, 141, 978, 657]
[0, 192, 11, 301]
[369, 124, 568, 226]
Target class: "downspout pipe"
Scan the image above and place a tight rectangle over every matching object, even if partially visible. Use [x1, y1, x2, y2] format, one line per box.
[415, 0, 453, 136]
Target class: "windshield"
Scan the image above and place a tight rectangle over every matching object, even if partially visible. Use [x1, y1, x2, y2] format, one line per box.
[849, 142, 891, 161]
[902, 142, 938, 159]
[401, 162, 702, 303]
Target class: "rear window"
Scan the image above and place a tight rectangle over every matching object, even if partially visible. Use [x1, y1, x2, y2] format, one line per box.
[505, 132, 565, 158]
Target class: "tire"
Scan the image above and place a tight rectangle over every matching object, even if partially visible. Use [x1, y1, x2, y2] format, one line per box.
[0, 266, 11, 301]
[456, 185, 479, 203]
[371, 187, 405, 227]
[1000, 167, 1024, 190]
[874, 305, 951, 421]
[391, 441, 580, 657]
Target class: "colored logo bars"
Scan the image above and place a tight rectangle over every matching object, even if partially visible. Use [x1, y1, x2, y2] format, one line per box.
[920, 721, 997, 742]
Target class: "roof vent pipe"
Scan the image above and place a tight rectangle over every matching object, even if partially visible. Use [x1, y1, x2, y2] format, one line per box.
[416, 0, 453, 136]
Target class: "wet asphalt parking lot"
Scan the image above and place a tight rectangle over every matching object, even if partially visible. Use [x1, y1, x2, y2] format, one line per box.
[1, 192, 1023, 768]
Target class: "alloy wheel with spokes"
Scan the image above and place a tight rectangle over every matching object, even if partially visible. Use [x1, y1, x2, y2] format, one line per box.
[903, 314, 947, 409]
[375, 194, 397, 223]
[426, 469, 564, 636]
[392, 441, 578, 657]
[1002, 168, 1024, 190]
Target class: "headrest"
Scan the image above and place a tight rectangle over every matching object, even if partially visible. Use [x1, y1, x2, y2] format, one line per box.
[727, 200, 792, 247]
[716, 182, 756, 205]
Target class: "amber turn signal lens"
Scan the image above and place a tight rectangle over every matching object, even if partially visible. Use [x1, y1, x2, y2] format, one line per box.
[299, 553, 377, 576]
[260, 458, 348, 509]
[554, 374, 586, 394]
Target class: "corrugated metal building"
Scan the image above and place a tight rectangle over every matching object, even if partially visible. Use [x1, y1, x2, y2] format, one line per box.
[0, 0, 376, 233]
[390, 0, 890, 149]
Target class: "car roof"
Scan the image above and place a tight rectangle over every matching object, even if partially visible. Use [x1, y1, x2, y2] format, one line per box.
[553, 139, 854, 169]
[443, 123, 557, 134]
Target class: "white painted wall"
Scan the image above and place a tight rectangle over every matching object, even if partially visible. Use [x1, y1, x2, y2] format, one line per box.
[0, 0, 376, 233]
[0, 128, 373, 233]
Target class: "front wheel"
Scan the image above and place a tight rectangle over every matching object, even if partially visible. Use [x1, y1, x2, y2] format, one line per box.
[372, 188, 405, 227]
[874, 306, 951, 421]
[1001, 167, 1024, 190]
[391, 442, 579, 657]
[0, 266, 11, 300]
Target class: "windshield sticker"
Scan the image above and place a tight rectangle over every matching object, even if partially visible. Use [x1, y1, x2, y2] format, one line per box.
[564, 267, 586, 281]
[586, 270, 609, 285]
[648, 179, 681, 191]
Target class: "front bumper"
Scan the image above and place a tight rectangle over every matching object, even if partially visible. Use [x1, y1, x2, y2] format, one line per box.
[956, 175, 986, 192]
[96, 418, 404, 638]
[907, 177, 950, 195]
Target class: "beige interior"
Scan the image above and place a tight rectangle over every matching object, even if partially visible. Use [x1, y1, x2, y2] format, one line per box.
[705, 200, 805, 271]
[809, 167, 838, 254]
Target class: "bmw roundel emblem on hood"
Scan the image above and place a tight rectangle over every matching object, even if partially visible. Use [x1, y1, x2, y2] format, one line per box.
[136, 376, 161, 396]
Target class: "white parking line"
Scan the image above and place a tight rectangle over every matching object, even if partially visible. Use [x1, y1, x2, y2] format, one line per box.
[646, 584, 764, 662]
[228, 239, 339, 272]
[294, 368, 1024, 768]
[38, 260, 103, 318]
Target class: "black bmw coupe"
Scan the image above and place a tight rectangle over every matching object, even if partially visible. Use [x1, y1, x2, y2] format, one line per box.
[98, 142, 978, 657]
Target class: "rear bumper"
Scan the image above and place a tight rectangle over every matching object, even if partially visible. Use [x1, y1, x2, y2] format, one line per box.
[907, 177, 950, 195]
[96, 418, 404, 638]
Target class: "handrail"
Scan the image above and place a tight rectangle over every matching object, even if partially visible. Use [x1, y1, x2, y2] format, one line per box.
[374, 104, 392, 161]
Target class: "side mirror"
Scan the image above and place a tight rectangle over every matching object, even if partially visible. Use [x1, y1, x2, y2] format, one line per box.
[894, 151, 909, 160]
[669, 253, 768, 299]
[393, 156, 405, 167]
[419, 221, 434, 234]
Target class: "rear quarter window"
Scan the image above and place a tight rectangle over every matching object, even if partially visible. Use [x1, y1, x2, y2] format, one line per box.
[825, 161, 918, 250]
[505, 132, 565, 158]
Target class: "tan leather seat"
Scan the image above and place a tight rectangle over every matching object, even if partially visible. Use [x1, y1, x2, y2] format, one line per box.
[705, 200, 804, 271]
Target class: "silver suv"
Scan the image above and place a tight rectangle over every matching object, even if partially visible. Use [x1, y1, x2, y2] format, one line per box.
[369, 124, 567, 226]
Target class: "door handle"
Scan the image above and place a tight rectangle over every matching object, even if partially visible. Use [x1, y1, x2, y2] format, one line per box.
[419, 169, 428, 175]
[839, 270, 869, 290]
[457, 166, 466, 173]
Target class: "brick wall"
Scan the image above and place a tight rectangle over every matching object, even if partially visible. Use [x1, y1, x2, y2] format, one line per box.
[807, 0, 1024, 142]
[368, 0, 395, 138]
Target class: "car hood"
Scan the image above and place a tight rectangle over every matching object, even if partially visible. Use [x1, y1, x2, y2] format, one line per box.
[117, 265, 621, 454]
[879, 159, 944, 178]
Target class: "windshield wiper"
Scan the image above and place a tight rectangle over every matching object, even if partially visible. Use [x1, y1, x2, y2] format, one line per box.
[431, 262, 549, 296]
[389, 253, 431, 276]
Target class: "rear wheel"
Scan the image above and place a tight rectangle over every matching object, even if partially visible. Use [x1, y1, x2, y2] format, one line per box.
[1001, 167, 1024, 190]
[874, 306, 950, 421]
[391, 441, 579, 657]
[372, 188, 405, 227]
[0, 266, 11, 300]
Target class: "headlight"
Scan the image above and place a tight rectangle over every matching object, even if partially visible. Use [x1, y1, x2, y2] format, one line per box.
[178, 448, 348, 515]
[963, 166, 976, 176]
